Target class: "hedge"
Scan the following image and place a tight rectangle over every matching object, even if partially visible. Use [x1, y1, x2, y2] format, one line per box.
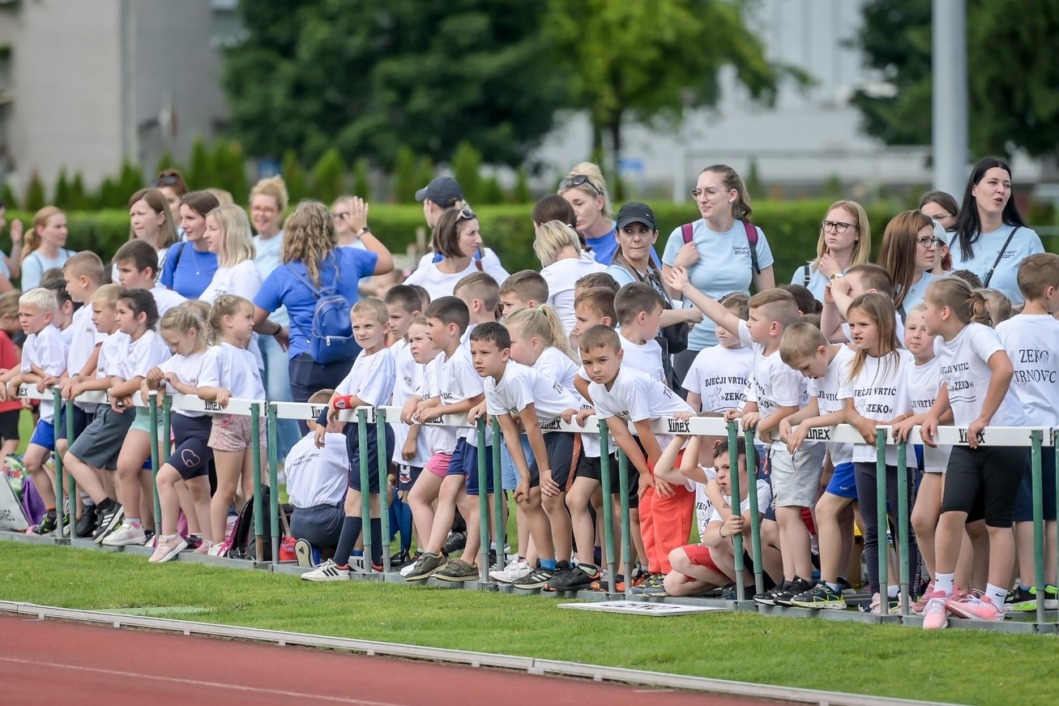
[8, 202, 1056, 286]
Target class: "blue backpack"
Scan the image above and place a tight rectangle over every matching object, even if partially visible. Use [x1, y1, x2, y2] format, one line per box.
[287, 258, 357, 364]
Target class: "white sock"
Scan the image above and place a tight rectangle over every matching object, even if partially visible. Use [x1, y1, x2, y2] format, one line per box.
[935, 572, 955, 596]
[887, 585, 899, 599]
[986, 583, 1007, 607]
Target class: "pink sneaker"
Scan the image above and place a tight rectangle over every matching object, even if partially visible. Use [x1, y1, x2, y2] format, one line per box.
[947, 594, 1004, 621]
[911, 581, 935, 614]
[148, 535, 187, 564]
[922, 591, 950, 630]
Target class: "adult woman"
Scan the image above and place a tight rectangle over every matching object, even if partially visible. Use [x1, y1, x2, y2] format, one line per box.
[661, 165, 775, 382]
[21, 206, 74, 290]
[202, 204, 264, 369]
[115, 189, 181, 282]
[877, 210, 938, 314]
[533, 220, 605, 333]
[951, 157, 1044, 306]
[253, 200, 393, 406]
[160, 191, 220, 298]
[404, 208, 509, 301]
[919, 190, 959, 275]
[331, 195, 368, 250]
[154, 169, 189, 214]
[790, 200, 872, 301]
[0, 199, 23, 291]
[559, 163, 619, 265]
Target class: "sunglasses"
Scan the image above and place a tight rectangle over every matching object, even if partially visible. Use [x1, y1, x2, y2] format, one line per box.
[456, 208, 476, 221]
[153, 174, 182, 187]
[560, 175, 601, 195]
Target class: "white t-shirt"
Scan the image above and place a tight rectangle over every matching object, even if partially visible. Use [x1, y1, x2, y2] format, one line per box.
[21, 324, 68, 422]
[390, 339, 430, 467]
[683, 344, 754, 413]
[705, 479, 773, 527]
[158, 350, 209, 417]
[541, 253, 607, 334]
[67, 304, 106, 410]
[935, 322, 1024, 428]
[590, 367, 693, 452]
[405, 251, 510, 301]
[97, 332, 128, 380]
[484, 361, 577, 429]
[535, 346, 580, 390]
[838, 349, 913, 464]
[692, 473, 718, 540]
[118, 329, 171, 382]
[737, 320, 808, 451]
[199, 341, 266, 400]
[151, 284, 187, 319]
[199, 260, 262, 305]
[905, 356, 951, 471]
[808, 344, 856, 466]
[253, 231, 288, 326]
[421, 362, 456, 454]
[433, 345, 487, 447]
[335, 347, 396, 409]
[619, 333, 664, 384]
[285, 431, 349, 509]
[995, 314, 1059, 427]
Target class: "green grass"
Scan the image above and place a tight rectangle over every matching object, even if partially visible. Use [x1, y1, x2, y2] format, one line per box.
[2, 543, 1057, 705]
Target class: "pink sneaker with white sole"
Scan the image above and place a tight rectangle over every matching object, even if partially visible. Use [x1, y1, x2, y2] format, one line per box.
[947, 594, 1005, 622]
[922, 591, 951, 630]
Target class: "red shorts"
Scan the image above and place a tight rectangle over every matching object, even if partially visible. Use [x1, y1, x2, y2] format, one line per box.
[680, 544, 720, 573]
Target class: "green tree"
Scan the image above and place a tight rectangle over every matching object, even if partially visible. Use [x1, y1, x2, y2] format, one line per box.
[154, 150, 178, 176]
[511, 167, 531, 204]
[311, 148, 347, 205]
[414, 157, 436, 201]
[187, 136, 214, 190]
[117, 161, 144, 201]
[480, 174, 505, 205]
[95, 177, 124, 209]
[24, 172, 46, 211]
[53, 169, 72, 209]
[451, 141, 483, 205]
[351, 158, 372, 201]
[281, 150, 309, 203]
[547, 0, 802, 164]
[211, 139, 249, 202]
[1, 181, 19, 211]
[68, 172, 90, 211]
[851, 0, 1059, 159]
[392, 147, 419, 205]
[222, 0, 566, 168]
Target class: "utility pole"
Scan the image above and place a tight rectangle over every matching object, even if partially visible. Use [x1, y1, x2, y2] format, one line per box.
[932, 0, 968, 196]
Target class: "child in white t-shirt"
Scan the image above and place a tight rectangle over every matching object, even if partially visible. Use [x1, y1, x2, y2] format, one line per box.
[614, 282, 665, 384]
[114, 240, 187, 318]
[683, 292, 753, 414]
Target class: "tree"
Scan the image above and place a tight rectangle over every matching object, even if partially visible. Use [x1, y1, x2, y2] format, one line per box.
[352, 158, 372, 202]
[211, 139, 249, 202]
[547, 0, 803, 165]
[311, 148, 347, 205]
[1, 181, 19, 211]
[392, 147, 419, 205]
[281, 150, 309, 204]
[24, 172, 46, 212]
[222, 0, 567, 168]
[68, 172, 90, 211]
[53, 169, 72, 209]
[851, 0, 1059, 159]
[451, 141, 483, 205]
[187, 136, 214, 190]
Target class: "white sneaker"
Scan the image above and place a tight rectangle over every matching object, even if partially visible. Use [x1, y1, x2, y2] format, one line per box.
[207, 543, 227, 557]
[301, 559, 350, 582]
[148, 535, 187, 563]
[490, 557, 531, 583]
[102, 520, 147, 546]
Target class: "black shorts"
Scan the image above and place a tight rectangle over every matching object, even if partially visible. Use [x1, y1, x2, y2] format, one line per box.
[573, 452, 640, 509]
[56, 404, 90, 441]
[0, 409, 19, 442]
[168, 414, 214, 480]
[346, 421, 395, 494]
[1013, 446, 1056, 523]
[529, 432, 579, 491]
[942, 445, 1028, 527]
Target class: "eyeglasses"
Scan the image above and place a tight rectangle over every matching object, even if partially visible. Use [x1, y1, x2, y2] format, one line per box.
[916, 236, 939, 247]
[691, 188, 722, 199]
[331, 211, 350, 220]
[560, 175, 601, 195]
[456, 208, 476, 222]
[821, 220, 858, 233]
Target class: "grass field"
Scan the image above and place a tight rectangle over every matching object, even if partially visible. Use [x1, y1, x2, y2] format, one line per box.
[2, 543, 1057, 705]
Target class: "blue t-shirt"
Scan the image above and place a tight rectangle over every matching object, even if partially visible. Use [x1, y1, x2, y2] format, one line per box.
[950, 224, 1044, 306]
[254, 247, 379, 360]
[588, 222, 662, 268]
[790, 262, 831, 303]
[662, 219, 774, 350]
[160, 241, 218, 299]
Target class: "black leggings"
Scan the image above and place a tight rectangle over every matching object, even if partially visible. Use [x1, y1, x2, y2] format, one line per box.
[942, 445, 1029, 527]
[853, 462, 921, 597]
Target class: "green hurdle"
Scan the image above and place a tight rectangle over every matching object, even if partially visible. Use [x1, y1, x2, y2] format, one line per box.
[376, 407, 391, 575]
[267, 403, 280, 566]
[598, 421, 617, 595]
[476, 417, 490, 584]
[355, 408, 372, 570]
[52, 389, 66, 539]
[1030, 430, 1045, 625]
[742, 428, 764, 596]
[617, 448, 633, 598]
[491, 418, 504, 571]
[726, 420, 745, 602]
[63, 396, 76, 536]
[148, 391, 161, 526]
[896, 441, 910, 616]
[250, 402, 263, 562]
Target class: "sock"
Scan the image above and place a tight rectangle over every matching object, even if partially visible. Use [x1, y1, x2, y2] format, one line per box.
[935, 572, 955, 596]
[369, 518, 383, 566]
[887, 585, 899, 599]
[127, 518, 141, 528]
[163, 533, 179, 540]
[986, 583, 1007, 607]
[82, 494, 95, 507]
[1020, 583, 1032, 591]
[826, 581, 842, 592]
[540, 558, 557, 571]
[333, 517, 363, 568]
[352, 549, 364, 557]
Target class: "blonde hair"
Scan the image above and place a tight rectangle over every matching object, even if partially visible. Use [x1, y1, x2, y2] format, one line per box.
[250, 176, 289, 213]
[454, 272, 501, 313]
[23, 206, 64, 262]
[533, 221, 583, 267]
[180, 299, 211, 325]
[128, 189, 181, 249]
[506, 305, 578, 363]
[207, 205, 256, 266]
[701, 165, 752, 220]
[845, 293, 901, 384]
[977, 288, 1012, 327]
[90, 283, 123, 308]
[159, 306, 205, 337]
[926, 278, 991, 326]
[351, 297, 389, 326]
[1015, 252, 1059, 302]
[62, 251, 105, 284]
[207, 294, 254, 345]
[747, 289, 800, 329]
[207, 188, 234, 206]
[19, 287, 58, 314]
[811, 200, 872, 271]
[0, 291, 20, 319]
[282, 201, 337, 286]
[779, 320, 829, 366]
[498, 270, 549, 306]
[559, 162, 612, 219]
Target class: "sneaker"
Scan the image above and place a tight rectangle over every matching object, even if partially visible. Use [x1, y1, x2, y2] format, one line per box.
[587, 572, 615, 592]
[184, 535, 203, 552]
[1045, 584, 1059, 610]
[947, 593, 1004, 621]
[207, 542, 227, 557]
[143, 529, 156, 546]
[754, 581, 790, 606]
[443, 531, 466, 554]
[513, 566, 554, 590]
[836, 576, 855, 595]
[791, 582, 847, 610]
[641, 583, 669, 597]
[148, 535, 187, 564]
[389, 549, 412, 568]
[922, 591, 950, 630]
[301, 559, 350, 582]
[774, 577, 815, 607]
[911, 581, 935, 614]
[404, 552, 447, 581]
[74, 507, 97, 538]
[93, 501, 124, 544]
[295, 539, 315, 568]
[490, 557, 532, 583]
[434, 559, 479, 582]
[33, 512, 59, 535]
[193, 541, 212, 555]
[1005, 585, 1039, 612]
[101, 520, 147, 546]
[545, 563, 601, 592]
[630, 573, 666, 595]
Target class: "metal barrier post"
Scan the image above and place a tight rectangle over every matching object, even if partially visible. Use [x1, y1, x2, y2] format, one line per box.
[250, 402, 264, 563]
[148, 391, 161, 526]
[617, 448, 633, 598]
[476, 417, 490, 583]
[491, 418, 504, 569]
[356, 409, 372, 569]
[267, 404, 280, 566]
[161, 395, 172, 461]
[743, 428, 763, 595]
[52, 389, 66, 539]
[726, 421, 745, 602]
[875, 428, 888, 605]
[64, 397, 75, 525]
[1030, 430, 1045, 625]
[896, 441, 910, 616]
[599, 421, 617, 595]
[376, 408, 391, 574]
[1054, 431, 1059, 622]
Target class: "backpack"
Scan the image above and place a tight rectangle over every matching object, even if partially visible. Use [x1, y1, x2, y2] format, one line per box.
[800, 262, 811, 286]
[286, 257, 357, 364]
[227, 485, 286, 561]
[681, 220, 761, 275]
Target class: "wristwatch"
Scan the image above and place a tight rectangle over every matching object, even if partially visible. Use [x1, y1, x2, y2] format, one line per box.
[358, 226, 371, 236]
[829, 273, 844, 281]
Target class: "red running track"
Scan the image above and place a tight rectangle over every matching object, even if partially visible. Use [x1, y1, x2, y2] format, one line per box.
[0, 615, 774, 706]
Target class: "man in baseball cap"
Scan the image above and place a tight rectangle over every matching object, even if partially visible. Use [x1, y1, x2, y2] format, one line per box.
[415, 176, 464, 207]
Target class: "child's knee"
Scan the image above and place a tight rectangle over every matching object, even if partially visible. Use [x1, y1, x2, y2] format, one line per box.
[668, 547, 690, 572]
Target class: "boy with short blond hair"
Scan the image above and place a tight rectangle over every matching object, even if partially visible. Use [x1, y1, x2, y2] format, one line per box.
[499, 270, 549, 318]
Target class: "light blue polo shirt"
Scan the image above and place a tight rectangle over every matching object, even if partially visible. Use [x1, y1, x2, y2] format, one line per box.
[949, 225, 1044, 306]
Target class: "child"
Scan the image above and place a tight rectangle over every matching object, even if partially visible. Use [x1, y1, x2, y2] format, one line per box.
[470, 322, 579, 589]
[114, 240, 186, 318]
[613, 282, 665, 384]
[921, 278, 1028, 628]
[62, 285, 132, 542]
[665, 267, 820, 605]
[837, 293, 919, 613]
[995, 253, 1059, 612]
[0, 292, 22, 461]
[574, 325, 694, 591]
[453, 272, 500, 345]
[575, 272, 620, 295]
[404, 297, 491, 582]
[302, 298, 396, 580]
[498, 270, 549, 319]
[570, 286, 616, 352]
[682, 292, 753, 415]
[100, 289, 171, 547]
[144, 306, 213, 562]
[197, 295, 268, 556]
[978, 287, 1013, 327]
[0, 288, 69, 533]
[822, 263, 905, 346]
[777, 321, 857, 609]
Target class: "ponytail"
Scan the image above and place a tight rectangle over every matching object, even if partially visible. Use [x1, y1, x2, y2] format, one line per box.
[925, 277, 992, 326]
[506, 305, 578, 363]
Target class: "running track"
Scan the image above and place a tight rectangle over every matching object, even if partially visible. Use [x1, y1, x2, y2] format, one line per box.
[0, 615, 772, 705]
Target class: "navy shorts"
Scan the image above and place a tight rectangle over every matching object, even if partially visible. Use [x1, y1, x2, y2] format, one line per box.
[529, 432, 579, 491]
[1013, 446, 1057, 523]
[56, 404, 90, 442]
[168, 414, 214, 480]
[446, 438, 495, 497]
[346, 421, 395, 494]
[824, 461, 858, 499]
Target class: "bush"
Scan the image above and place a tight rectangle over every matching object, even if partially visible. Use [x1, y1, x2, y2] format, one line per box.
[310, 148, 346, 205]
[281, 150, 309, 204]
[24, 172, 47, 212]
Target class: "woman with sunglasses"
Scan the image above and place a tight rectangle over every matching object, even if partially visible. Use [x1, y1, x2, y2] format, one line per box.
[791, 201, 872, 302]
[404, 208, 509, 301]
[877, 210, 940, 314]
[154, 169, 189, 215]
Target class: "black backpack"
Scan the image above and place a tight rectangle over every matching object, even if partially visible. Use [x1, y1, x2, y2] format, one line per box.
[228, 485, 286, 561]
